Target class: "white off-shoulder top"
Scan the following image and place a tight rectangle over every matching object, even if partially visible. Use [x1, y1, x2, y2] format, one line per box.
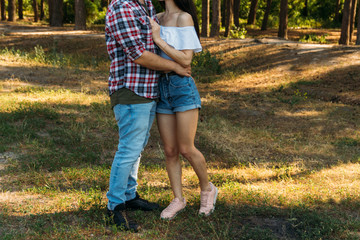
[159, 26, 202, 61]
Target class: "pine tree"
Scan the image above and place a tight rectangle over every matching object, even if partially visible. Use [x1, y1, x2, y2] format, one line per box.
[278, 0, 288, 39]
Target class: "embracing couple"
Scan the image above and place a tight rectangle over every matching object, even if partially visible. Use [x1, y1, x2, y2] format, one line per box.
[105, 0, 218, 231]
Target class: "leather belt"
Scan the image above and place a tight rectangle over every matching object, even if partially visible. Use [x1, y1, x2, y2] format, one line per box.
[160, 71, 177, 78]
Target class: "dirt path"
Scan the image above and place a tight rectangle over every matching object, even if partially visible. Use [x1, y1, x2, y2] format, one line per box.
[0, 22, 104, 37]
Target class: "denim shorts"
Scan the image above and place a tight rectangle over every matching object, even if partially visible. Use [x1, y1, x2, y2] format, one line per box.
[156, 74, 201, 114]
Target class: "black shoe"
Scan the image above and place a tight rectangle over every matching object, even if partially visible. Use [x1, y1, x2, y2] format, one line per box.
[125, 192, 160, 211]
[107, 204, 140, 232]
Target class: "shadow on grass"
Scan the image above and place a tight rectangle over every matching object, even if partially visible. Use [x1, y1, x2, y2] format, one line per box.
[288, 64, 360, 106]
[204, 41, 360, 81]
[1, 25, 359, 239]
[2, 29, 358, 88]
[0, 62, 108, 91]
[0, 197, 357, 240]
[0, 100, 116, 173]
[192, 62, 360, 167]
[0, 205, 109, 239]
[1, 64, 359, 193]
[0, 23, 107, 57]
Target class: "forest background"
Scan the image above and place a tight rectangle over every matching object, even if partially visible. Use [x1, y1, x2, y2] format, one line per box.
[1, 0, 360, 44]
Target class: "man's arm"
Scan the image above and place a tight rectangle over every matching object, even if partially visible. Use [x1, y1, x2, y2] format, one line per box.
[134, 51, 191, 77]
[108, 4, 190, 76]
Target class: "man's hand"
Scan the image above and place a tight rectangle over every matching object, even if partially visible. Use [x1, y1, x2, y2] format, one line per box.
[134, 51, 191, 77]
[174, 64, 191, 77]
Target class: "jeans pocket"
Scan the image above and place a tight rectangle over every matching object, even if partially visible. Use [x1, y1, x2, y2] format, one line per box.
[169, 76, 190, 88]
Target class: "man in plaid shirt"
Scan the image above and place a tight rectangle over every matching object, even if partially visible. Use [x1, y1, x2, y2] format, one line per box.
[105, 0, 191, 232]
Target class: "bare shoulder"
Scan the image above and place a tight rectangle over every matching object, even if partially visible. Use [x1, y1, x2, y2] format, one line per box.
[156, 12, 165, 19]
[176, 12, 194, 27]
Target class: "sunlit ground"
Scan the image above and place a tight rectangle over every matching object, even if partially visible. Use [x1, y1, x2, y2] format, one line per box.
[1, 23, 360, 239]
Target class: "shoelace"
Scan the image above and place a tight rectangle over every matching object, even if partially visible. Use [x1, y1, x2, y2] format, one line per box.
[121, 211, 130, 228]
[165, 199, 182, 211]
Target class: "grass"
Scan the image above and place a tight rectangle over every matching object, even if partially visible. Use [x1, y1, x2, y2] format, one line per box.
[299, 34, 329, 44]
[1, 45, 108, 71]
[1, 23, 360, 239]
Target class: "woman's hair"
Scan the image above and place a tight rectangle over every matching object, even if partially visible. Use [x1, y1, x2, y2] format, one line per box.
[159, 0, 200, 38]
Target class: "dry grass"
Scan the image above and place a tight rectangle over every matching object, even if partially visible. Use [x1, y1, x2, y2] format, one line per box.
[1, 22, 360, 239]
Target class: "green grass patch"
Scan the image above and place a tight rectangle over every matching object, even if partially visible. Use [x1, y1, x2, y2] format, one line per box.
[291, 80, 318, 87]
[192, 50, 222, 83]
[334, 137, 359, 147]
[0, 46, 108, 70]
[299, 34, 329, 44]
[1, 33, 360, 240]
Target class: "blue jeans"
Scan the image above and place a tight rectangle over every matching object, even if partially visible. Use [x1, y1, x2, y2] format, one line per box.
[107, 101, 156, 210]
[156, 74, 201, 114]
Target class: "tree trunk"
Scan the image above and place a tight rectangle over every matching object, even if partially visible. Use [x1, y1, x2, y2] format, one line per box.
[210, 0, 221, 37]
[49, 0, 63, 26]
[303, 0, 308, 17]
[224, 0, 234, 37]
[339, 0, 352, 45]
[48, 0, 52, 25]
[247, 0, 258, 25]
[349, 0, 358, 42]
[8, 0, 16, 21]
[356, 0, 360, 45]
[261, 0, 272, 30]
[40, 0, 44, 20]
[278, 0, 288, 39]
[18, 0, 23, 19]
[75, 0, 86, 30]
[335, 0, 341, 22]
[233, 0, 240, 27]
[1, 0, 5, 20]
[100, 0, 107, 8]
[33, 0, 39, 22]
[201, 0, 209, 37]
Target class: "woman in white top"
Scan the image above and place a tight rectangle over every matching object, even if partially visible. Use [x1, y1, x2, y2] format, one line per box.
[148, 0, 218, 220]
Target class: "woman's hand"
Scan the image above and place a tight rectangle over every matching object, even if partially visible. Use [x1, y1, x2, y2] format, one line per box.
[148, 17, 161, 42]
[174, 64, 191, 77]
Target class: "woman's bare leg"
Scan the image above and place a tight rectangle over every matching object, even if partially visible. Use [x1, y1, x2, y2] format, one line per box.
[175, 109, 211, 192]
[157, 113, 184, 200]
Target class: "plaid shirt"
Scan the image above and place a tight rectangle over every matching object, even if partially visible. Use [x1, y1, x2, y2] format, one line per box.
[105, 0, 159, 98]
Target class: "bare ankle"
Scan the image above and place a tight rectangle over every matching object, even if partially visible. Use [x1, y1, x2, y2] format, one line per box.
[174, 195, 184, 201]
[200, 183, 211, 192]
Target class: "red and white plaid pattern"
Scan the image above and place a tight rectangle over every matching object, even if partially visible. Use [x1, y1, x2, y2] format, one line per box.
[105, 0, 159, 98]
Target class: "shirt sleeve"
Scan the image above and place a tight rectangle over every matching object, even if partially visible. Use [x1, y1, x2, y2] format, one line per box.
[160, 27, 202, 53]
[107, 4, 145, 61]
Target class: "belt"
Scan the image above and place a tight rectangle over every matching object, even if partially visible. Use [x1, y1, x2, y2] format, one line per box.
[160, 71, 177, 78]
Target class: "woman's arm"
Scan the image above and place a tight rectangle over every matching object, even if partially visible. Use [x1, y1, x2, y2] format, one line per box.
[134, 50, 191, 76]
[148, 13, 194, 67]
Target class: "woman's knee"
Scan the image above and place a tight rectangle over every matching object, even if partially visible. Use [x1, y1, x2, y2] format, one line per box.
[164, 146, 179, 159]
[179, 145, 196, 159]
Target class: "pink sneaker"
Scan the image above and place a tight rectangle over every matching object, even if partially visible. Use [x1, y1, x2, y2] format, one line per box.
[160, 198, 186, 220]
[199, 182, 218, 216]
